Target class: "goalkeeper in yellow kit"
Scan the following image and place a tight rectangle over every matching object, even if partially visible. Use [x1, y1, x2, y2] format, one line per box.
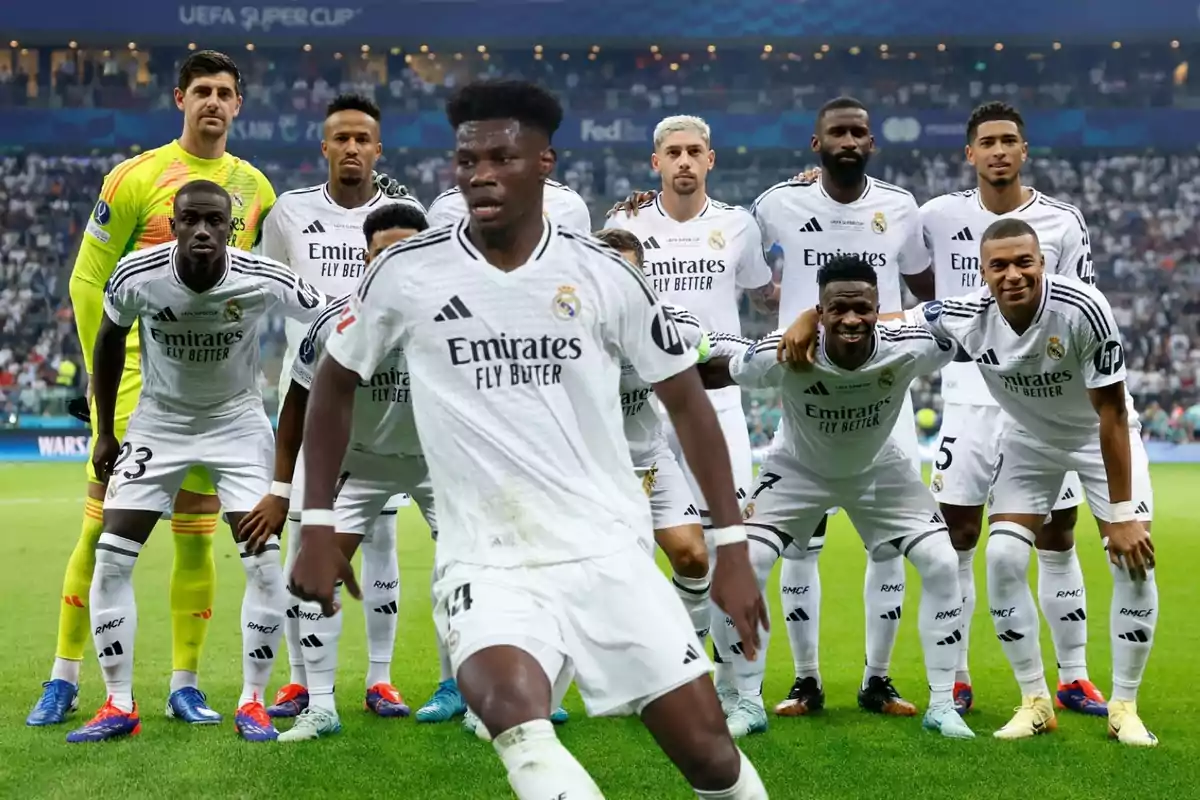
[27, 50, 277, 726]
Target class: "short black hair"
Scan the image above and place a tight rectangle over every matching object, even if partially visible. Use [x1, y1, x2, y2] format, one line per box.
[363, 203, 428, 244]
[981, 217, 1039, 247]
[966, 101, 1025, 144]
[593, 228, 644, 267]
[817, 254, 879, 289]
[445, 80, 564, 141]
[816, 96, 868, 128]
[175, 179, 230, 208]
[178, 50, 241, 94]
[327, 93, 381, 122]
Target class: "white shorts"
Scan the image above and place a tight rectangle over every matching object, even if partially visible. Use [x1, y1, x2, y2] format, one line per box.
[433, 546, 711, 717]
[743, 442, 948, 561]
[933, 403, 1084, 511]
[332, 450, 434, 538]
[988, 424, 1153, 523]
[665, 398, 753, 523]
[105, 403, 272, 514]
[636, 448, 701, 531]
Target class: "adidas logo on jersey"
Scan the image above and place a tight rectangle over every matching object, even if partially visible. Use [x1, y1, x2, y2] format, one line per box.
[643, 236, 662, 250]
[976, 349, 1000, 366]
[951, 227, 974, 241]
[799, 217, 823, 233]
[682, 643, 701, 665]
[302, 220, 326, 234]
[434, 296, 473, 322]
[1135, 501, 1150, 515]
[803, 381, 830, 396]
[151, 307, 178, 322]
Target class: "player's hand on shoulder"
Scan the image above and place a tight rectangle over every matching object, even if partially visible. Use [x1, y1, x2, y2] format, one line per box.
[238, 494, 289, 553]
[777, 308, 821, 368]
[608, 189, 658, 218]
[711, 541, 770, 660]
[1106, 519, 1155, 581]
[91, 432, 120, 483]
[792, 166, 821, 185]
[372, 171, 411, 199]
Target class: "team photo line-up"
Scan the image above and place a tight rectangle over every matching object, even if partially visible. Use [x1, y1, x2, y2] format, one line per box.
[25, 46, 1157, 800]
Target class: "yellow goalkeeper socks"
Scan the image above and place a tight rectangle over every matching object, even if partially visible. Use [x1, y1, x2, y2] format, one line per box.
[170, 513, 219, 674]
[52, 497, 105, 680]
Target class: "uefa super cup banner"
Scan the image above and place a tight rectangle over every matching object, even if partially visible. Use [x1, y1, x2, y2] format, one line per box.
[0, 0, 1195, 41]
[8, 109, 1200, 151]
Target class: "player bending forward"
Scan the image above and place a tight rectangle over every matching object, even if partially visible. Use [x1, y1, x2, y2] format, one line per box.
[242, 203, 436, 741]
[67, 181, 328, 743]
[291, 80, 770, 799]
[781, 218, 1159, 746]
[697, 254, 973, 740]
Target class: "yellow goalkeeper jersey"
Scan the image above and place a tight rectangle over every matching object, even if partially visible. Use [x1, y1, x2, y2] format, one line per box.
[71, 140, 276, 372]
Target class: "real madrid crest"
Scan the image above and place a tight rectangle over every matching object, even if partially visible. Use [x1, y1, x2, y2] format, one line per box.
[552, 285, 581, 321]
[230, 191, 244, 208]
[641, 464, 659, 498]
[872, 211, 887, 234]
[1046, 336, 1066, 360]
[878, 367, 895, 389]
[708, 229, 726, 250]
[931, 473, 943, 493]
[223, 299, 243, 322]
[742, 502, 755, 521]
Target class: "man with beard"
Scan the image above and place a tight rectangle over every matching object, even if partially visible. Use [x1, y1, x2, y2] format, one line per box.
[605, 115, 775, 734]
[918, 101, 1100, 718]
[748, 96, 936, 724]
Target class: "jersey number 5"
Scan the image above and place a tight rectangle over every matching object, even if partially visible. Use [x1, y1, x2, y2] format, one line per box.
[935, 436, 957, 471]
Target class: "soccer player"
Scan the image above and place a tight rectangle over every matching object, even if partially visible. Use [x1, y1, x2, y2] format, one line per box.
[780, 218, 1159, 746]
[65, 181, 328, 743]
[256, 92, 428, 722]
[291, 79, 770, 799]
[605, 115, 775, 718]
[694, 255, 972, 740]
[595, 227, 714, 640]
[919, 101, 1100, 716]
[748, 97, 936, 721]
[241, 202, 435, 741]
[28, 50, 277, 728]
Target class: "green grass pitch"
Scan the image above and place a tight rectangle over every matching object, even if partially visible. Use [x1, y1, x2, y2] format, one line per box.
[1, 462, 1197, 799]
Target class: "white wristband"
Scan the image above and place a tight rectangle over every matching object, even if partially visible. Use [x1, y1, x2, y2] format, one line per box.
[270, 481, 292, 499]
[300, 508, 337, 528]
[711, 524, 748, 547]
[1111, 501, 1137, 523]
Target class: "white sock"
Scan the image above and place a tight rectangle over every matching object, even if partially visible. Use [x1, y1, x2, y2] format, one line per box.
[780, 553, 821, 683]
[239, 537, 287, 708]
[51, 658, 81, 686]
[673, 570, 713, 641]
[955, 547, 976, 685]
[299, 591, 343, 714]
[170, 670, 198, 693]
[729, 539, 775, 704]
[361, 516, 400, 688]
[862, 555, 905, 688]
[493, 719, 604, 799]
[1037, 547, 1089, 684]
[1109, 559, 1158, 703]
[91, 533, 142, 713]
[907, 535, 962, 707]
[431, 563, 454, 682]
[694, 749, 769, 799]
[986, 522, 1048, 698]
[283, 518, 307, 687]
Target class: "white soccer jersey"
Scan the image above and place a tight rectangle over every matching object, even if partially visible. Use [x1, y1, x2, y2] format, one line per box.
[291, 294, 421, 458]
[606, 195, 772, 337]
[324, 218, 699, 568]
[103, 242, 327, 421]
[260, 182, 427, 391]
[752, 176, 927, 327]
[620, 304, 707, 466]
[921, 187, 1094, 405]
[425, 179, 592, 231]
[728, 322, 954, 478]
[909, 275, 1138, 451]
